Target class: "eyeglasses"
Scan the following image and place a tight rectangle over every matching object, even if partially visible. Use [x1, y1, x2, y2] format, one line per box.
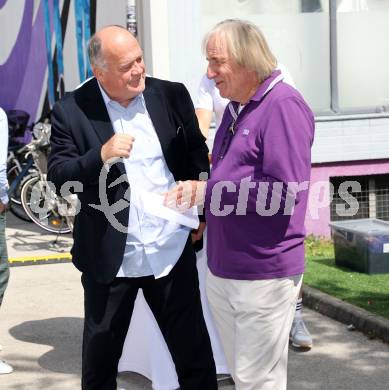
[217, 120, 236, 160]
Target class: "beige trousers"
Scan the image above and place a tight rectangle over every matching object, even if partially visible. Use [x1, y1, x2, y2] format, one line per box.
[206, 269, 302, 390]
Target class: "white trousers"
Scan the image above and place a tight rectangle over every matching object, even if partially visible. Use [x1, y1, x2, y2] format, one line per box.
[206, 269, 302, 390]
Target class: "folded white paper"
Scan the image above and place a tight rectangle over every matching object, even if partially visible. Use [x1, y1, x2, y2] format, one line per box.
[139, 191, 199, 229]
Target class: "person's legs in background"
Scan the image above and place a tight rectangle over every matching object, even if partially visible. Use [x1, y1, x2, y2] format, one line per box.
[290, 282, 313, 349]
[0, 211, 13, 374]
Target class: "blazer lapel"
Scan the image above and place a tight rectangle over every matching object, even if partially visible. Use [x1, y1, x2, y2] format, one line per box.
[77, 78, 127, 177]
[79, 78, 114, 144]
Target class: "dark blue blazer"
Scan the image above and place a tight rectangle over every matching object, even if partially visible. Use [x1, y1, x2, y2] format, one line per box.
[48, 77, 209, 283]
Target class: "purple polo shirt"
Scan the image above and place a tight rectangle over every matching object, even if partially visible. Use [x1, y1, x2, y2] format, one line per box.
[205, 70, 315, 280]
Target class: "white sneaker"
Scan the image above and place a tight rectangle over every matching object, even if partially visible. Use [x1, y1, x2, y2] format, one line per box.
[0, 360, 13, 374]
[290, 319, 313, 349]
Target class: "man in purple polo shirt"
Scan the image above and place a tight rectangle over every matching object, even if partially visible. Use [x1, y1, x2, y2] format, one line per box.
[204, 20, 314, 389]
[165, 18, 314, 390]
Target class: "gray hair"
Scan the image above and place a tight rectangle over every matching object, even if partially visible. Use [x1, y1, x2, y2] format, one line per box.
[202, 19, 277, 82]
[88, 34, 106, 69]
[88, 25, 129, 70]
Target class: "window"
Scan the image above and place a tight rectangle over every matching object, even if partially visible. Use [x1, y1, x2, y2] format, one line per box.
[330, 174, 389, 221]
[376, 176, 389, 221]
[200, 0, 389, 115]
[201, 0, 331, 113]
[335, 0, 389, 112]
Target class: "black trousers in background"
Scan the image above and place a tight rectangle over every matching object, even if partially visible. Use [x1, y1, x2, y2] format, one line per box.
[81, 239, 217, 390]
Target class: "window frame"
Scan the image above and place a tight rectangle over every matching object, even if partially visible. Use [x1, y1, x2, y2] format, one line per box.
[325, 0, 389, 118]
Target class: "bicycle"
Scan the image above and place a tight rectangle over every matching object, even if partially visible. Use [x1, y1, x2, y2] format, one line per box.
[19, 122, 73, 234]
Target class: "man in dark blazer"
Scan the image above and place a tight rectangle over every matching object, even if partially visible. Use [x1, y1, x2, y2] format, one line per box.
[47, 25, 216, 390]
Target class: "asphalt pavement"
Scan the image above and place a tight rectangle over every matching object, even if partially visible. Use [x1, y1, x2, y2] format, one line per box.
[1, 213, 389, 389]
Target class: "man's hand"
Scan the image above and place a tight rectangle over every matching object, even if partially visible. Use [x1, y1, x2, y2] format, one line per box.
[0, 202, 7, 214]
[163, 180, 206, 211]
[101, 134, 135, 162]
[191, 222, 206, 243]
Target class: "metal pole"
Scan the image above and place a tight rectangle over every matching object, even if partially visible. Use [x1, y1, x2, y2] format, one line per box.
[329, 0, 340, 113]
[127, 0, 137, 37]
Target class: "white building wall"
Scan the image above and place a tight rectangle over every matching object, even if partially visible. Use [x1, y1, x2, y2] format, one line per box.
[137, 0, 171, 80]
[167, 0, 204, 97]
[313, 117, 389, 164]
[96, 1, 127, 30]
[138, 0, 204, 97]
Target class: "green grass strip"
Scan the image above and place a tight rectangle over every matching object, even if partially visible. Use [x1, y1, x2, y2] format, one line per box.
[304, 236, 389, 320]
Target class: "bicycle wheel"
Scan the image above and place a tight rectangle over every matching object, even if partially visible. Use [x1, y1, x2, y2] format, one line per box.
[20, 176, 71, 234]
[7, 164, 33, 222]
[65, 216, 75, 233]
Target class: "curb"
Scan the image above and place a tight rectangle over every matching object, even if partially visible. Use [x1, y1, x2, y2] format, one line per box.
[303, 285, 389, 344]
[9, 253, 72, 267]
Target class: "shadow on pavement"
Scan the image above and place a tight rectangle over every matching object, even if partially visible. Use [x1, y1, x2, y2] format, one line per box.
[0, 372, 79, 390]
[9, 317, 83, 374]
[8, 231, 71, 253]
[6, 211, 73, 259]
[288, 310, 389, 390]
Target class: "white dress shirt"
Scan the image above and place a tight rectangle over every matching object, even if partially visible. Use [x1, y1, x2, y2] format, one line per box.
[0, 108, 9, 205]
[98, 83, 190, 279]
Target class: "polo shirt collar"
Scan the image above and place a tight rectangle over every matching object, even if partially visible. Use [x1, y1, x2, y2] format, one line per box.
[251, 69, 283, 102]
[229, 69, 283, 113]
